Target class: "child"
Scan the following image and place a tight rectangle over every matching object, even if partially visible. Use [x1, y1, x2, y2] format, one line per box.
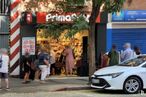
[0, 48, 10, 90]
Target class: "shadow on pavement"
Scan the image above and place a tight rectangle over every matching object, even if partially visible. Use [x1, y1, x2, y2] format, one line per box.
[91, 89, 146, 95]
[93, 90, 124, 94]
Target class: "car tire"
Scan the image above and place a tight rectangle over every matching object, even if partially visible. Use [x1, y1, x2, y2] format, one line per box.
[123, 77, 142, 94]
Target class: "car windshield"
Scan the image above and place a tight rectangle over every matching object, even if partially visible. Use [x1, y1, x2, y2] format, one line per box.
[118, 56, 146, 67]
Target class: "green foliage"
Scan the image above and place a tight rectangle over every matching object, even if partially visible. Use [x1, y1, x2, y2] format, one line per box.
[66, 0, 85, 6]
[56, 0, 85, 12]
[65, 15, 89, 38]
[37, 23, 70, 39]
[37, 15, 89, 38]
[104, 0, 126, 13]
[37, 0, 128, 39]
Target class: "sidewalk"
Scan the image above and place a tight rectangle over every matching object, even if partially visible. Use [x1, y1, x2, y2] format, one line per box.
[0, 76, 90, 93]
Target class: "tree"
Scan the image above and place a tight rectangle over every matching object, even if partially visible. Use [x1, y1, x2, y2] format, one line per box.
[88, 0, 126, 78]
[88, 0, 132, 78]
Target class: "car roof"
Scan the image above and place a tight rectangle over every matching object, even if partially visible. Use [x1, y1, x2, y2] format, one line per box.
[138, 54, 146, 57]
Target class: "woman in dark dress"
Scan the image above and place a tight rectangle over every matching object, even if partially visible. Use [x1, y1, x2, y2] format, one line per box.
[22, 52, 32, 84]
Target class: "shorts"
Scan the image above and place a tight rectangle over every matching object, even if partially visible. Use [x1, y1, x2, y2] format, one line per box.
[24, 65, 30, 73]
[0, 73, 8, 79]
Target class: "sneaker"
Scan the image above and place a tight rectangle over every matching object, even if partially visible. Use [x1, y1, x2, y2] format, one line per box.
[40, 81, 47, 84]
[34, 79, 40, 82]
[22, 81, 30, 84]
[5, 88, 11, 91]
[0, 88, 2, 91]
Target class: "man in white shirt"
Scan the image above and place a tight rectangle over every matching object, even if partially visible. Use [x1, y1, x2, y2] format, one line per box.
[0, 48, 9, 90]
[121, 43, 135, 62]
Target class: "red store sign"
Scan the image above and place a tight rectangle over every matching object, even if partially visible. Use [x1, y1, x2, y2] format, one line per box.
[37, 12, 90, 24]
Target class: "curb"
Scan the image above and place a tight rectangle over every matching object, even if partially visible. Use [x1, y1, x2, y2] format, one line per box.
[54, 86, 91, 91]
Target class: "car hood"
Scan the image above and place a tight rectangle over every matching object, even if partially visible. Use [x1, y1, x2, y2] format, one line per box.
[94, 66, 134, 75]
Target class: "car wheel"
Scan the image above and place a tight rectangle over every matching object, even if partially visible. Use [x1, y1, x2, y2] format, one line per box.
[123, 77, 142, 94]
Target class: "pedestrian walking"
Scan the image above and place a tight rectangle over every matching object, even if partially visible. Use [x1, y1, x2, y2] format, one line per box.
[22, 52, 32, 84]
[48, 50, 56, 76]
[108, 44, 119, 66]
[38, 49, 49, 83]
[63, 46, 74, 76]
[0, 48, 10, 90]
[33, 49, 41, 81]
[121, 43, 135, 62]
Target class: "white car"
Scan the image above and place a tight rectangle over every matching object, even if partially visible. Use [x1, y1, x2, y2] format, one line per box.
[91, 55, 146, 94]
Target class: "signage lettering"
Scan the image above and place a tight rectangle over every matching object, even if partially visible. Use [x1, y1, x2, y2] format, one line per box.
[46, 13, 77, 22]
[37, 12, 90, 23]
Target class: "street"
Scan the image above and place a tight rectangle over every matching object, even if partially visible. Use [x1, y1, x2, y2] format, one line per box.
[0, 77, 146, 97]
[0, 90, 146, 97]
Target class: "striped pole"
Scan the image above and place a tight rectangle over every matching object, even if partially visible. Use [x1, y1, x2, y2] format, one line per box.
[10, 0, 21, 75]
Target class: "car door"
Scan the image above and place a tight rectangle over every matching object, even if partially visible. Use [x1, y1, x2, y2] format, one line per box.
[140, 62, 146, 89]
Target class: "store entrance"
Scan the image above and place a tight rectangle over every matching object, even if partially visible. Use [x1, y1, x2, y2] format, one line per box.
[37, 29, 89, 76]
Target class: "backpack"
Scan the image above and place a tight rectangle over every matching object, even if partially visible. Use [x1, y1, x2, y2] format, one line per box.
[0, 55, 2, 68]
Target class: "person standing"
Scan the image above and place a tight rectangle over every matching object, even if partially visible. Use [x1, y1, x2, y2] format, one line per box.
[34, 49, 41, 81]
[121, 43, 134, 62]
[63, 46, 74, 76]
[0, 48, 10, 90]
[134, 46, 141, 55]
[22, 52, 32, 84]
[49, 50, 56, 75]
[38, 49, 49, 83]
[100, 52, 109, 68]
[108, 45, 119, 66]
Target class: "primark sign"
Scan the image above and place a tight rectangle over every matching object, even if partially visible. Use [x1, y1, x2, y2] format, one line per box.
[37, 12, 90, 24]
[46, 13, 79, 22]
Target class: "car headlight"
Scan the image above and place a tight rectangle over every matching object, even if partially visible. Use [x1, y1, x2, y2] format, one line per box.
[110, 72, 124, 78]
[95, 72, 124, 78]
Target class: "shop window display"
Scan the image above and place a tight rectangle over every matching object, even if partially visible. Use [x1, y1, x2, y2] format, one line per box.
[37, 29, 88, 76]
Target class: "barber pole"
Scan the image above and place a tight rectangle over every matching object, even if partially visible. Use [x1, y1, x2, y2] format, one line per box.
[10, 0, 21, 75]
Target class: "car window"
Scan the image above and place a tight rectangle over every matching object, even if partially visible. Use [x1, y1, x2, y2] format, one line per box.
[142, 63, 146, 67]
[118, 56, 146, 67]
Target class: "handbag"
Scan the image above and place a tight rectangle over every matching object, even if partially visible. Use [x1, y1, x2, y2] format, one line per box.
[31, 62, 36, 70]
[30, 58, 37, 70]
[0, 55, 2, 68]
[55, 62, 63, 68]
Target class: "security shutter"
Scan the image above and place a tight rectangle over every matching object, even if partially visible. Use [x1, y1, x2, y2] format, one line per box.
[0, 0, 10, 15]
[0, 35, 9, 48]
[0, 16, 9, 34]
[0, 16, 9, 49]
[112, 28, 146, 53]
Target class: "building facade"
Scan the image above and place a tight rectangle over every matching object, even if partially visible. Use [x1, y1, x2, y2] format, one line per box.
[1, 0, 146, 75]
[9, 0, 92, 76]
[107, 0, 146, 54]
